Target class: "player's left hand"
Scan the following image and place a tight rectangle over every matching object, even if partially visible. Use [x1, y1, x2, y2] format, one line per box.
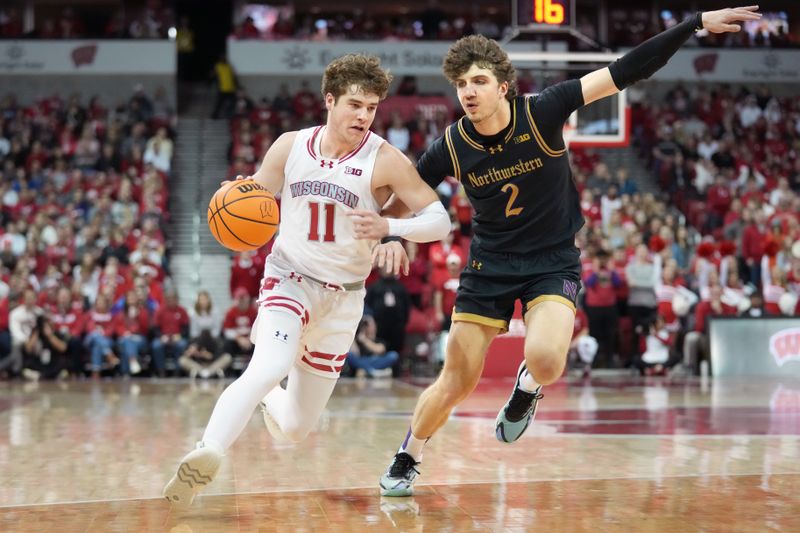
[372, 241, 410, 277]
[347, 209, 390, 240]
[702, 5, 761, 33]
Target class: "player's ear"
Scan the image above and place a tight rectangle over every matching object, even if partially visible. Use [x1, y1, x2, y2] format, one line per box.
[498, 81, 508, 98]
[324, 93, 335, 111]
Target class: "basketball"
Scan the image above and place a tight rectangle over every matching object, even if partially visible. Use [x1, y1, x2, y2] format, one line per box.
[207, 179, 279, 252]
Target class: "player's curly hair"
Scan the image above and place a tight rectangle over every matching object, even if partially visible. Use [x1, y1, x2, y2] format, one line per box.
[443, 35, 517, 101]
[322, 54, 393, 101]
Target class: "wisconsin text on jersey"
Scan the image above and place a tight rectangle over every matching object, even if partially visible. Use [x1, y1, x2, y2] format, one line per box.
[466, 157, 544, 188]
[289, 180, 360, 209]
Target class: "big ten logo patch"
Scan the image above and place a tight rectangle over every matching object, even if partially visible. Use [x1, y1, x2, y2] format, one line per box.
[513, 133, 531, 144]
[344, 166, 362, 176]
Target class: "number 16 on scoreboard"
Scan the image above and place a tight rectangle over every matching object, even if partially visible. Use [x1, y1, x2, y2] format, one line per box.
[534, 0, 565, 25]
[515, 0, 574, 30]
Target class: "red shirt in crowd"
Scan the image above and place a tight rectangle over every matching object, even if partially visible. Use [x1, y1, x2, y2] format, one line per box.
[112, 306, 151, 337]
[223, 305, 258, 338]
[230, 253, 265, 298]
[85, 309, 115, 337]
[706, 183, 732, 217]
[742, 223, 766, 262]
[694, 300, 737, 334]
[51, 307, 85, 337]
[154, 303, 190, 336]
[584, 268, 621, 308]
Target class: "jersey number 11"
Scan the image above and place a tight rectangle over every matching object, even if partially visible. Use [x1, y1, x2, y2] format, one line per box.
[308, 202, 336, 242]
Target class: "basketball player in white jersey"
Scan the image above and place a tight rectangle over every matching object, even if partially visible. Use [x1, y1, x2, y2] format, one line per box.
[163, 54, 451, 508]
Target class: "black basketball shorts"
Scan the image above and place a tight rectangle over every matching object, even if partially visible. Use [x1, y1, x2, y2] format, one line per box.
[452, 240, 582, 333]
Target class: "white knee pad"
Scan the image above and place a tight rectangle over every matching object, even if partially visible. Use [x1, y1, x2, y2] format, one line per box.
[576, 336, 599, 364]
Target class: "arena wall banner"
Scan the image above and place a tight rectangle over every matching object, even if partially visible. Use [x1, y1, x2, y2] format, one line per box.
[645, 49, 800, 83]
[228, 40, 557, 76]
[0, 40, 175, 75]
[710, 318, 800, 377]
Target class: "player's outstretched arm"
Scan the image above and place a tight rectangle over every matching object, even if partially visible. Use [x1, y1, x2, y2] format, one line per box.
[348, 143, 450, 243]
[581, 6, 761, 106]
[244, 131, 297, 194]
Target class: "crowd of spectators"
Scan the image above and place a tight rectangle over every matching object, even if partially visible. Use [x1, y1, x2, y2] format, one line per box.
[0, 87, 239, 381]
[573, 82, 800, 374]
[231, 5, 505, 42]
[0, 3, 174, 40]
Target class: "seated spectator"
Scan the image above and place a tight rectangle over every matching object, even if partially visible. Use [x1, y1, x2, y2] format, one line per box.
[346, 315, 398, 378]
[49, 287, 86, 377]
[180, 290, 231, 378]
[221, 287, 257, 365]
[111, 289, 150, 376]
[84, 294, 118, 378]
[151, 289, 190, 375]
[8, 288, 41, 378]
[21, 313, 73, 380]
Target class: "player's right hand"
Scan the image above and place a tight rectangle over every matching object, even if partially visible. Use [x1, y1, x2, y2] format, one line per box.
[220, 174, 250, 187]
[372, 241, 410, 277]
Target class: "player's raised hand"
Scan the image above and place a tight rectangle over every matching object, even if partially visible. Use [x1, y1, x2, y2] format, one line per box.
[372, 241, 410, 277]
[702, 6, 761, 33]
[347, 209, 390, 240]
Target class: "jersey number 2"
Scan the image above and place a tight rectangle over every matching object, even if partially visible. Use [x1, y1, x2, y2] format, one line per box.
[501, 183, 524, 217]
[308, 202, 336, 242]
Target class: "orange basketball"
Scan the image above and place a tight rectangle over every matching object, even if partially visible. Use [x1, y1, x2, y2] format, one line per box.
[207, 179, 279, 252]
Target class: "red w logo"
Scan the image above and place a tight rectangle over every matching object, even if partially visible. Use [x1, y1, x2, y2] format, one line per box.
[693, 53, 718, 75]
[320, 160, 333, 168]
[71, 44, 98, 68]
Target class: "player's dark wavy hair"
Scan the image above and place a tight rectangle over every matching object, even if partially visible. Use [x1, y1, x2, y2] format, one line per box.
[322, 54, 393, 102]
[443, 35, 517, 101]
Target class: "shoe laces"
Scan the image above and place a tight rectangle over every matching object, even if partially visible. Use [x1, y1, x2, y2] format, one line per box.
[389, 452, 420, 478]
[505, 387, 543, 422]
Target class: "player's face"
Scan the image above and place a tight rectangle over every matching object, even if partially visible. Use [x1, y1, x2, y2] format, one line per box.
[454, 64, 508, 124]
[326, 85, 379, 145]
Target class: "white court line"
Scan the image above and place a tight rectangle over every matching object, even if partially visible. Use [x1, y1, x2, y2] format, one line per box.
[4, 470, 799, 509]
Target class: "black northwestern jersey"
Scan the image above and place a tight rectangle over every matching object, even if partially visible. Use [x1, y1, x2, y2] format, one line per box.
[417, 79, 585, 255]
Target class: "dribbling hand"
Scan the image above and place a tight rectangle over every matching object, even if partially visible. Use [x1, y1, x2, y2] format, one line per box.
[372, 241, 410, 277]
[220, 174, 251, 187]
[702, 6, 761, 33]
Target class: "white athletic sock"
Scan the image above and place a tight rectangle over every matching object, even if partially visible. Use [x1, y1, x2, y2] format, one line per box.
[518, 368, 541, 393]
[398, 427, 428, 462]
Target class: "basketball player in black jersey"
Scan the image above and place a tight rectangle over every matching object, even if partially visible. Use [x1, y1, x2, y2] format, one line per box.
[364, 6, 761, 496]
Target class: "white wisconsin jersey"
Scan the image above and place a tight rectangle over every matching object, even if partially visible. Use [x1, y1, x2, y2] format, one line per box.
[270, 125, 384, 284]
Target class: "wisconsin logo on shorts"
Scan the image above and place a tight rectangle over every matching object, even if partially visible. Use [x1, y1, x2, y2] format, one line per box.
[562, 280, 578, 301]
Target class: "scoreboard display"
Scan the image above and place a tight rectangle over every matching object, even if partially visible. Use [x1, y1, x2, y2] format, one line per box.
[513, 0, 575, 30]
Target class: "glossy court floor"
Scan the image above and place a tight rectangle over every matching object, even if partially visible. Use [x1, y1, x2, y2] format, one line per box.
[1, 374, 799, 532]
